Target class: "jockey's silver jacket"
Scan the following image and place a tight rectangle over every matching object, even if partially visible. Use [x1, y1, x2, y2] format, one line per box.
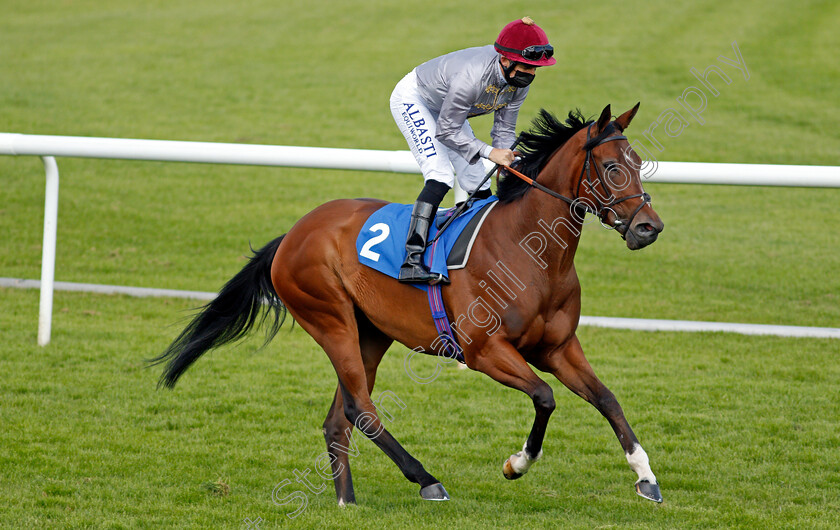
[414, 45, 528, 164]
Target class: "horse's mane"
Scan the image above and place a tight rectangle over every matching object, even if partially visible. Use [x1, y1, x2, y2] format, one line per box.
[496, 109, 591, 203]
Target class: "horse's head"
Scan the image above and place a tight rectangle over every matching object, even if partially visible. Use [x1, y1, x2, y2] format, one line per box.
[574, 103, 664, 250]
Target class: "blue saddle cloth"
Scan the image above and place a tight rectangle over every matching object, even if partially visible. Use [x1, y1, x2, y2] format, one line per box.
[355, 196, 497, 290]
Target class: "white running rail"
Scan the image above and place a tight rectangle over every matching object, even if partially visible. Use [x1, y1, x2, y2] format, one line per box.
[1, 132, 838, 345]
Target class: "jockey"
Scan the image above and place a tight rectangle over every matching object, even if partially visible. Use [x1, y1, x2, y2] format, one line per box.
[390, 17, 556, 284]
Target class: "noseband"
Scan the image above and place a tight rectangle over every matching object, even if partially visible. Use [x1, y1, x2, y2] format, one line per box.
[578, 123, 651, 232]
[503, 122, 651, 236]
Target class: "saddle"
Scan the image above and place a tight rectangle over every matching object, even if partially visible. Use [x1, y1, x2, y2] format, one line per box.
[435, 200, 498, 269]
[355, 196, 498, 287]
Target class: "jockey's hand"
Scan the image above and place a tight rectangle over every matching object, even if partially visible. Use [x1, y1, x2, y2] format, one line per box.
[489, 148, 516, 167]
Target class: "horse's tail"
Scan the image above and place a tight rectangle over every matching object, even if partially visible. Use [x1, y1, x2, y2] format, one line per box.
[149, 235, 287, 389]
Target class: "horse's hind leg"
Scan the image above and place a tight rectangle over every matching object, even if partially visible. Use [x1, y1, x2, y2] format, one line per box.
[322, 312, 393, 506]
[281, 271, 446, 500]
[322, 388, 354, 506]
[321, 328, 446, 500]
[539, 335, 662, 503]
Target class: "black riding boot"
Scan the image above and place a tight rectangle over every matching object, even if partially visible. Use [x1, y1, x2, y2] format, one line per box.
[398, 201, 446, 284]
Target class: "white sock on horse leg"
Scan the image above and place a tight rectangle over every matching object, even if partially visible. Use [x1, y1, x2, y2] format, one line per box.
[626, 443, 657, 484]
[510, 442, 543, 475]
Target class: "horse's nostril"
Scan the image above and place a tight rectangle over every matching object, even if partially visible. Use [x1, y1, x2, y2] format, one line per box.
[637, 223, 655, 235]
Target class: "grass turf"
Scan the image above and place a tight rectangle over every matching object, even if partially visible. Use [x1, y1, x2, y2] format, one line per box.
[1, 0, 839, 527]
[1, 288, 839, 528]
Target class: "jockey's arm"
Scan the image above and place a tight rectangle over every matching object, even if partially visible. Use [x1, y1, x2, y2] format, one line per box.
[434, 73, 491, 164]
[491, 85, 528, 152]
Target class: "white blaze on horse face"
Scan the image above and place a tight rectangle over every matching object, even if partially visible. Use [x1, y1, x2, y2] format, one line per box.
[626, 443, 657, 484]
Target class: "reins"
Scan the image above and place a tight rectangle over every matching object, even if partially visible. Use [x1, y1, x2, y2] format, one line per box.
[501, 122, 651, 235]
[498, 164, 576, 206]
[428, 121, 653, 245]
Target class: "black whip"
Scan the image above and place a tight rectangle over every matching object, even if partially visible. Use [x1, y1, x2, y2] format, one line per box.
[427, 134, 522, 246]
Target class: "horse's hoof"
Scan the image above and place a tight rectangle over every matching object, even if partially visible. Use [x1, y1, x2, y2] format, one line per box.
[419, 483, 450, 501]
[635, 480, 663, 503]
[503, 457, 523, 480]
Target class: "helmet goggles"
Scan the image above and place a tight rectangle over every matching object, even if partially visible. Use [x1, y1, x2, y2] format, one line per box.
[494, 42, 554, 62]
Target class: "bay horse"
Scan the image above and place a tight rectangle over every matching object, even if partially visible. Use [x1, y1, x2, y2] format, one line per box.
[151, 103, 665, 506]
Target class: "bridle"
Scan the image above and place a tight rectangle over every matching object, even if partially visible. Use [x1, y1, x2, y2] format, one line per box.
[503, 122, 651, 236]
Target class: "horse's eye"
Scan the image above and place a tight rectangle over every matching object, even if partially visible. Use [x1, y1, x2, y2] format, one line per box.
[604, 161, 617, 172]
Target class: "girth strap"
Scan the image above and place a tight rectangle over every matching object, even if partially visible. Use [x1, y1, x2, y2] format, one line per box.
[426, 240, 465, 364]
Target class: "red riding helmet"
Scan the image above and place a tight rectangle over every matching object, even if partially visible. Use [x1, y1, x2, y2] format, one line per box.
[494, 17, 556, 67]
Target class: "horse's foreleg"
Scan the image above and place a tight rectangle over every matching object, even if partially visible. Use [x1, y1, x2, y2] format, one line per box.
[542, 335, 662, 502]
[472, 338, 556, 480]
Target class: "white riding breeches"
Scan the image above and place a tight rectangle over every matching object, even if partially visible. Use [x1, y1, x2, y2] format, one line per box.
[390, 70, 490, 193]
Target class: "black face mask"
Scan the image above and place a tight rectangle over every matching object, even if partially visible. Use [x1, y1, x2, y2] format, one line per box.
[503, 61, 535, 88]
[508, 70, 535, 88]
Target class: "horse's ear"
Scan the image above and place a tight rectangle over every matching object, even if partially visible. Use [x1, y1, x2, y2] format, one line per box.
[595, 104, 611, 134]
[615, 102, 640, 132]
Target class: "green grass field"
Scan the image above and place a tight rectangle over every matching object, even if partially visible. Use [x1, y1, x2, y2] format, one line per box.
[2, 0, 839, 528]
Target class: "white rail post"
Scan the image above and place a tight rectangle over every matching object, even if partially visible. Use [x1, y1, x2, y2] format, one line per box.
[38, 156, 59, 346]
